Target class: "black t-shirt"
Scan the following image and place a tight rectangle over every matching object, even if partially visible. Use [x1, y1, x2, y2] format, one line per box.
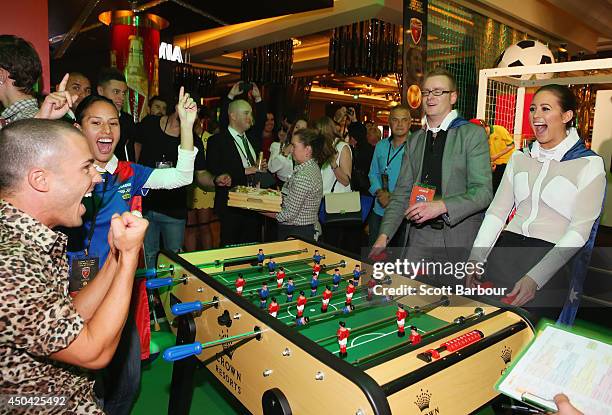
[137, 115, 206, 219]
[116, 111, 137, 161]
[420, 129, 448, 194]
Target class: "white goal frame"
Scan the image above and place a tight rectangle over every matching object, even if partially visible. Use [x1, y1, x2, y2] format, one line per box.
[476, 58, 612, 142]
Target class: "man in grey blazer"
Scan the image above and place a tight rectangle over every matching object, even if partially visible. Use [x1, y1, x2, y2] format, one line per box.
[372, 68, 492, 283]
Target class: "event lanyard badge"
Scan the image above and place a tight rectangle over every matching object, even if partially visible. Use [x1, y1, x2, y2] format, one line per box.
[410, 182, 436, 206]
[69, 174, 109, 292]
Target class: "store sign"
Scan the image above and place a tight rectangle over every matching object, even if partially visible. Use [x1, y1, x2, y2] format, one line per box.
[159, 42, 183, 63]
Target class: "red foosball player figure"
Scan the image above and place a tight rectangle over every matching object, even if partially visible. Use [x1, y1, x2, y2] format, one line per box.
[235, 273, 246, 296]
[337, 321, 350, 359]
[296, 291, 307, 318]
[268, 297, 279, 318]
[321, 285, 333, 313]
[275, 267, 286, 289]
[410, 326, 422, 344]
[367, 278, 377, 301]
[312, 262, 321, 277]
[396, 303, 408, 337]
[345, 280, 356, 306]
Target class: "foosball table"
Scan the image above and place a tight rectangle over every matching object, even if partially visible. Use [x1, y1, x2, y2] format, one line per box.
[147, 239, 535, 415]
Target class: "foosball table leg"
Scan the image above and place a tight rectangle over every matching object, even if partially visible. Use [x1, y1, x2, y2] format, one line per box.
[168, 313, 198, 415]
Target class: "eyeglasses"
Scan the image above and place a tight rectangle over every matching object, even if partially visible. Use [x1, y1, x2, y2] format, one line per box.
[421, 89, 454, 97]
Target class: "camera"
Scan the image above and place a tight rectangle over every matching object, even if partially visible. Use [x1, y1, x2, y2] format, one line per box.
[239, 81, 253, 93]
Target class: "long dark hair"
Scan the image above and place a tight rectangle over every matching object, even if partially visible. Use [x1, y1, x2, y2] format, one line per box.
[74, 95, 118, 124]
[293, 128, 335, 167]
[534, 84, 577, 128]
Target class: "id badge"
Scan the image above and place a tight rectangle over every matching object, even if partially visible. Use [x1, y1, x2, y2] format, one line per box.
[410, 182, 436, 206]
[381, 173, 389, 191]
[69, 256, 100, 292]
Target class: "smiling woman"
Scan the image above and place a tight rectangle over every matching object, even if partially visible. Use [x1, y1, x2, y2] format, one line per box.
[468, 84, 606, 323]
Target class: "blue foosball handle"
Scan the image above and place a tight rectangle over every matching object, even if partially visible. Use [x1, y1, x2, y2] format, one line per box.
[146, 277, 173, 289]
[143, 268, 158, 278]
[163, 342, 202, 362]
[171, 301, 203, 316]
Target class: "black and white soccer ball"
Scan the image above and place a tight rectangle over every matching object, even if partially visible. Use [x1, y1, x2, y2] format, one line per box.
[495, 39, 555, 80]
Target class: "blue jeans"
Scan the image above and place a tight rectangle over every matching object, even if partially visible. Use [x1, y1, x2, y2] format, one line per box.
[101, 313, 141, 415]
[144, 210, 186, 268]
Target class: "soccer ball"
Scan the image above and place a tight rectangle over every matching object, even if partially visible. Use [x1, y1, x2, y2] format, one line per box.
[495, 39, 555, 80]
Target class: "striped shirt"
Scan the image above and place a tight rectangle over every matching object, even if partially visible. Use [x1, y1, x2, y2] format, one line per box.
[276, 158, 323, 225]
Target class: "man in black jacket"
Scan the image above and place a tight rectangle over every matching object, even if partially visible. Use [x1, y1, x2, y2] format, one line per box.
[206, 98, 266, 246]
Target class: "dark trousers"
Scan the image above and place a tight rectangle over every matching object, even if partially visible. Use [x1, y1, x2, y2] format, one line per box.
[277, 224, 315, 241]
[368, 212, 408, 249]
[219, 207, 261, 247]
[492, 164, 506, 194]
[100, 312, 141, 415]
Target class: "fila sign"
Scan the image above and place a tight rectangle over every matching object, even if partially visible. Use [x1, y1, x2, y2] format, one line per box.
[159, 42, 183, 63]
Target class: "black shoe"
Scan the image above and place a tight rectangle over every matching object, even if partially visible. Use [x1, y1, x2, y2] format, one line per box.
[340, 352, 347, 359]
[321, 308, 327, 313]
[398, 331, 405, 337]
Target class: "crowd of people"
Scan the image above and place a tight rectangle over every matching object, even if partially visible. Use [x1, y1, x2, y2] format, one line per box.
[0, 34, 601, 415]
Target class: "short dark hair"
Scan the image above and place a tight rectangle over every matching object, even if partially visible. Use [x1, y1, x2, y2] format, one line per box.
[423, 67, 457, 91]
[75, 95, 118, 124]
[534, 84, 577, 127]
[97, 67, 126, 87]
[149, 95, 167, 106]
[0, 119, 80, 193]
[0, 35, 42, 94]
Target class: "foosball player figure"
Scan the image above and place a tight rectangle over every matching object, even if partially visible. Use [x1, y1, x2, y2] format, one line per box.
[259, 282, 270, 309]
[337, 321, 350, 359]
[312, 262, 321, 277]
[310, 272, 319, 297]
[296, 316, 310, 327]
[286, 278, 295, 302]
[353, 264, 361, 285]
[268, 297, 279, 318]
[296, 291, 307, 317]
[321, 285, 333, 312]
[257, 249, 265, 267]
[235, 273, 246, 296]
[312, 250, 322, 265]
[409, 326, 422, 344]
[267, 258, 277, 277]
[342, 304, 355, 314]
[367, 278, 377, 301]
[332, 268, 342, 291]
[276, 267, 286, 288]
[396, 303, 408, 337]
[345, 280, 356, 306]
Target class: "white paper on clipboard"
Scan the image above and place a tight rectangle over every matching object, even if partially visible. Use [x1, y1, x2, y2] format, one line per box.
[496, 325, 612, 414]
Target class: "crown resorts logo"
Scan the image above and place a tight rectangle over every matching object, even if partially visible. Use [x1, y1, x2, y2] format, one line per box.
[220, 328, 236, 358]
[414, 389, 440, 414]
[500, 346, 512, 374]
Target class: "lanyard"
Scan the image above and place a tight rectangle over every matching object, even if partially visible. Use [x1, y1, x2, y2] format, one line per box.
[384, 141, 404, 172]
[84, 173, 110, 256]
[232, 134, 254, 167]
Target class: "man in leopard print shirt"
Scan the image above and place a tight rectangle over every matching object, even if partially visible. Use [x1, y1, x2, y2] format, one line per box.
[0, 119, 148, 414]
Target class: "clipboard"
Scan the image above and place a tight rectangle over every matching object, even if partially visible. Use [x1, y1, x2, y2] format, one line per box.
[495, 323, 612, 414]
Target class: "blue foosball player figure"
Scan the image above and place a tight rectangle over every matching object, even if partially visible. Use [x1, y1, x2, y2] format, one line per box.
[267, 259, 277, 276]
[296, 316, 310, 327]
[310, 272, 319, 297]
[259, 282, 269, 309]
[332, 268, 342, 291]
[312, 249, 322, 265]
[257, 249, 265, 267]
[286, 278, 295, 302]
[353, 264, 361, 285]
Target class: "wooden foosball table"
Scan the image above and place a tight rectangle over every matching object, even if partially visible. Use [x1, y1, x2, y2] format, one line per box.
[147, 238, 535, 415]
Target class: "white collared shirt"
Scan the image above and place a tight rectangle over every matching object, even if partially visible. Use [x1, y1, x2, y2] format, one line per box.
[530, 128, 581, 162]
[425, 109, 458, 134]
[228, 126, 257, 168]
